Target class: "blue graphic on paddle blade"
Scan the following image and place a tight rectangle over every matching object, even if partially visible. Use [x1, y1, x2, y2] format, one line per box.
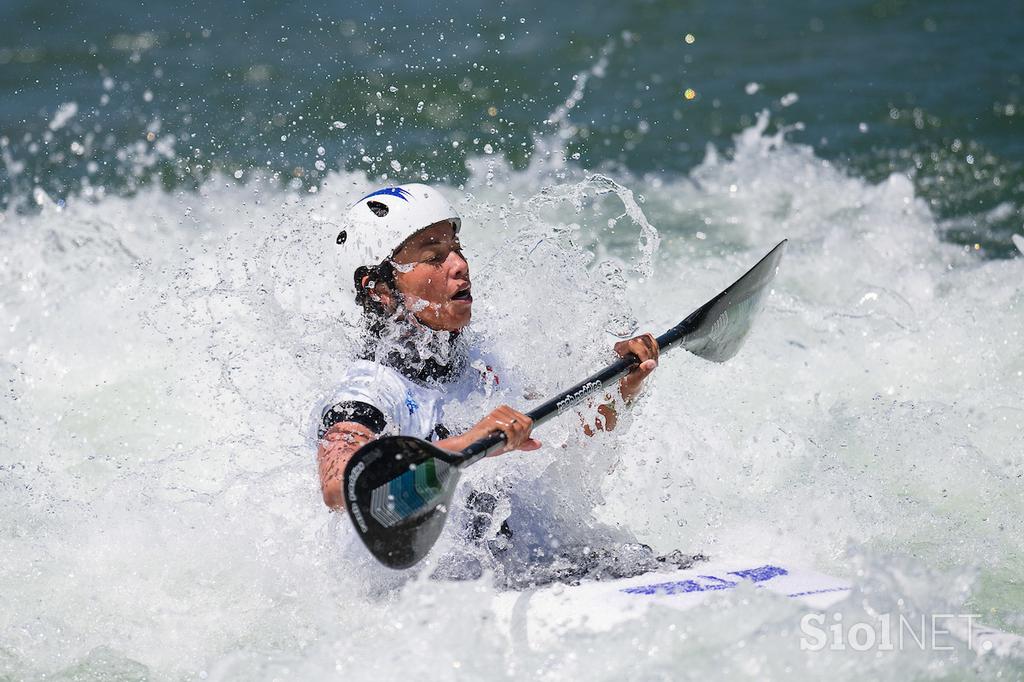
[367, 458, 453, 527]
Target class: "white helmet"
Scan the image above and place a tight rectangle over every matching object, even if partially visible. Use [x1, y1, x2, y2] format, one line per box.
[337, 183, 461, 266]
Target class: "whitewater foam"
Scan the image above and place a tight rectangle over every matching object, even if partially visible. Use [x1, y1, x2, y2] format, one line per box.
[1, 116, 1022, 679]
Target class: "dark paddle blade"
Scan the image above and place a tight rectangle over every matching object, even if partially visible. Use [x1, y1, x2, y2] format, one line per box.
[342, 436, 463, 569]
[675, 240, 787, 362]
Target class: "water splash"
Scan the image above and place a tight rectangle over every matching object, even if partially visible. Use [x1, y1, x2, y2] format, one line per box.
[2, 112, 1024, 680]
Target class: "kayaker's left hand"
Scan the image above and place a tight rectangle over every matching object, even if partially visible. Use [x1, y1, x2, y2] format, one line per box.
[615, 332, 659, 404]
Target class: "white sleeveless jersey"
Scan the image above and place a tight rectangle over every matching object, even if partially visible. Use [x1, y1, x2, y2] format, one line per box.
[309, 347, 510, 446]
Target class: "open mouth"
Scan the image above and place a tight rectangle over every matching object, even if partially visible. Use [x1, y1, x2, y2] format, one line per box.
[452, 286, 472, 302]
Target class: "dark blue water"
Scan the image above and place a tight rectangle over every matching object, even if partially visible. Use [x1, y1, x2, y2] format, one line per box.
[1, 0, 1021, 253]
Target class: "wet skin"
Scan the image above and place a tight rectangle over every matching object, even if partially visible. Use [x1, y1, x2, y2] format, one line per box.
[382, 221, 473, 333]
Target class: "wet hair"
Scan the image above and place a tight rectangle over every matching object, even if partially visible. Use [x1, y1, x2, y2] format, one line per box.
[353, 260, 398, 336]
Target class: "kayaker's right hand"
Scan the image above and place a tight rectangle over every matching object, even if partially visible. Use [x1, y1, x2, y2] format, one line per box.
[449, 405, 541, 456]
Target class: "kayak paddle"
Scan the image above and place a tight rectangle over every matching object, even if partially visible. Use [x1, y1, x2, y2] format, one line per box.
[342, 239, 788, 568]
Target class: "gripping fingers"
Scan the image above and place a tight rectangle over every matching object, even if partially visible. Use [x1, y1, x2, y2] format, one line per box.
[616, 333, 660, 401]
[630, 333, 658, 365]
[640, 333, 659, 363]
[492, 405, 534, 450]
[615, 333, 659, 367]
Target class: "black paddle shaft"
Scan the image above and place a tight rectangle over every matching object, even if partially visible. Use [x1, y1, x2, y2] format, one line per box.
[458, 239, 788, 463]
[457, 330, 683, 462]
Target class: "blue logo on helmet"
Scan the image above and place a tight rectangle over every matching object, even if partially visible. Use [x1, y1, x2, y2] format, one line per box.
[359, 186, 412, 203]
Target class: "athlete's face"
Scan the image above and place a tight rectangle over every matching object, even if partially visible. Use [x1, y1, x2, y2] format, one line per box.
[389, 221, 472, 332]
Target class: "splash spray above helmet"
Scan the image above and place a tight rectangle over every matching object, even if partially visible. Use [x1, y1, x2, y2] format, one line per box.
[338, 183, 461, 265]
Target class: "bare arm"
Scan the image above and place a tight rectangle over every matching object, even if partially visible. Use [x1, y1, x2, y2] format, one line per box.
[317, 421, 376, 510]
[581, 332, 659, 436]
[581, 399, 622, 436]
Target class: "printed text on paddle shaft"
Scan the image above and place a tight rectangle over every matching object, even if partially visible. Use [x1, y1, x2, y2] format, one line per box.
[555, 380, 603, 415]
